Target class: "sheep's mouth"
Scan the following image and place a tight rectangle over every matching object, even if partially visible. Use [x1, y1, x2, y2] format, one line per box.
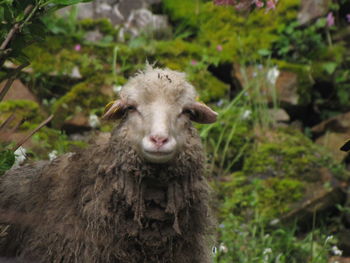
[145, 150, 173, 155]
[143, 150, 175, 163]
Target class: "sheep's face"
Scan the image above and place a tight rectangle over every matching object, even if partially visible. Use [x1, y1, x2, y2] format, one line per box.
[104, 67, 217, 163]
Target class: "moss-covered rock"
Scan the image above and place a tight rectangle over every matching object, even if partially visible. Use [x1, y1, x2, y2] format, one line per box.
[0, 100, 44, 130]
[79, 18, 119, 36]
[51, 74, 122, 129]
[218, 127, 349, 222]
[25, 39, 105, 78]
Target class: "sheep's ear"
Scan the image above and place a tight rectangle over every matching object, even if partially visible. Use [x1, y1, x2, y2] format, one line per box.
[188, 102, 218, 124]
[102, 100, 125, 120]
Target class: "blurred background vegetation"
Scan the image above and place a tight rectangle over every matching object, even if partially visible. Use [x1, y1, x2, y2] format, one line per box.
[1, 0, 350, 262]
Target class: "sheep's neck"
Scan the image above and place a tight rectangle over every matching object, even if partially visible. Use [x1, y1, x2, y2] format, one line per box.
[95, 129, 206, 237]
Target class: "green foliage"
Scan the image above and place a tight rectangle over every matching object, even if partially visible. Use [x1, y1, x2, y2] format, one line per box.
[51, 76, 116, 128]
[0, 149, 15, 175]
[163, 0, 300, 63]
[0, 99, 44, 129]
[215, 213, 336, 263]
[24, 38, 105, 77]
[41, 6, 85, 40]
[0, 0, 92, 64]
[31, 127, 86, 158]
[199, 99, 251, 175]
[273, 19, 326, 62]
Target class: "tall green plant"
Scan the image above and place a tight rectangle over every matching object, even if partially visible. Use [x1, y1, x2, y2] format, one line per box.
[0, 0, 91, 175]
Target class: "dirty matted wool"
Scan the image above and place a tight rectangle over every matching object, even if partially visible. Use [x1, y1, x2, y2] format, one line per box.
[0, 122, 214, 263]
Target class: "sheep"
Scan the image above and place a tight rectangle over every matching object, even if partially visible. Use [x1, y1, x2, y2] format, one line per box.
[0, 65, 218, 263]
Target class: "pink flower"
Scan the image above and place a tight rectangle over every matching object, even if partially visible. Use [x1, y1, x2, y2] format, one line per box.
[266, 0, 276, 10]
[346, 14, 350, 23]
[327, 12, 335, 27]
[74, 44, 81, 51]
[214, 0, 236, 5]
[216, 45, 223, 51]
[254, 0, 264, 8]
[191, 60, 198, 66]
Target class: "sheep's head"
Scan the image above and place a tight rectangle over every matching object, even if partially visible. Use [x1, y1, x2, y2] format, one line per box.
[103, 66, 217, 163]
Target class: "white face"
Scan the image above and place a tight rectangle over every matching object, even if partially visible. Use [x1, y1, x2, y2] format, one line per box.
[103, 67, 218, 164]
[122, 99, 190, 163]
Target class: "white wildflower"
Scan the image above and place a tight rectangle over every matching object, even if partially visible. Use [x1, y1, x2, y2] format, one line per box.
[14, 146, 26, 167]
[263, 248, 272, 255]
[89, 114, 100, 128]
[70, 66, 82, 78]
[216, 99, 224, 107]
[219, 243, 228, 253]
[241, 109, 252, 120]
[48, 150, 58, 161]
[112, 85, 123, 94]
[331, 245, 343, 256]
[263, 248, 272, 263]
[269, 218, 280, 226]
[325, 235, 334, 244]
[267, 66, 280, 86]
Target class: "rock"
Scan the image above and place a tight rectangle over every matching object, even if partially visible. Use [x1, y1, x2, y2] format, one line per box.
[312, 112, 350, 162]
[59, 0, 163, 31]
[298, 0, 330, 25]
[268, 108, 290, 123]
[220, 128, 349, 226]
[123, 8, 169, 38]
[329, 257, 350, 263]
[316, 132, 349, 162]
[84, 30, 104, 42]
[275, 71, 299, 106]
[233, 65, 299, 106]
[0, 80, 39, 103]
[278, 174, 346, 226]
[61, 112, 91, 134]
[312, 112, 350, 135]
[0, 131, 34, 149]
[69, 131, 110, 145]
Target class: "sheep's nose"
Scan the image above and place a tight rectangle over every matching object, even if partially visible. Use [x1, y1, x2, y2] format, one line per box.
[150, 135, 169, 148]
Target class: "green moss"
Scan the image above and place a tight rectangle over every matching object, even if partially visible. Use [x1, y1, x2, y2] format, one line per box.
[163, 0, 300, 62]
[25, 41, 105, 78]
[188, 69, 229, 102]
[52, 75, 117, 128]
[30, 127, 87, 159]
[162, 0, 203, 29]
[79, 18, 118, 36]
[243, 131, 321, 181]
[257, 177, 305, 217]
[0, 100, 44, 130]
[218, 128, 349, 221]
[155, 39, 202, 57]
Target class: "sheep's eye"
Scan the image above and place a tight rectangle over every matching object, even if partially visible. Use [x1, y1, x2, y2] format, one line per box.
[125, 105, 136, 112]
[181, 108, 195, 118]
